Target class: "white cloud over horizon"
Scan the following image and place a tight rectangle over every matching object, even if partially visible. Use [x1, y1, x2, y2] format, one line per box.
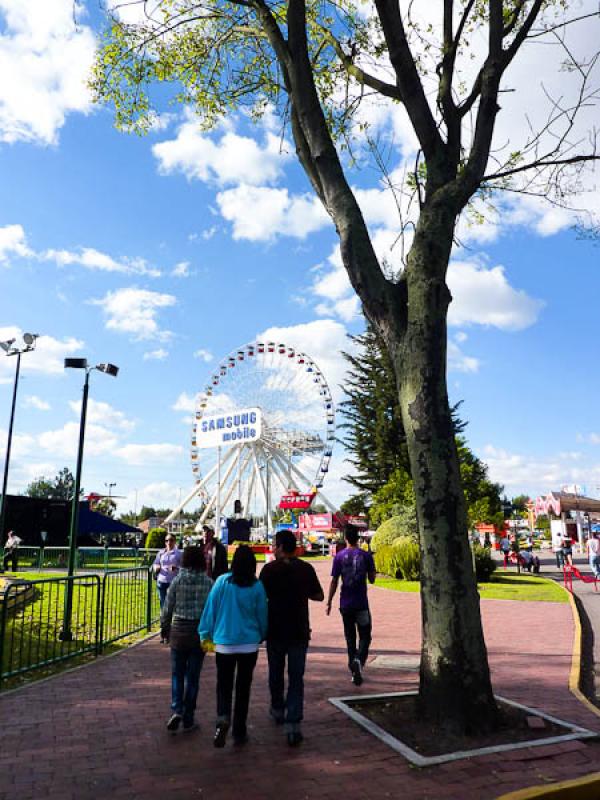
[0, 0, 96, 145]
[90, 288, 176, 341]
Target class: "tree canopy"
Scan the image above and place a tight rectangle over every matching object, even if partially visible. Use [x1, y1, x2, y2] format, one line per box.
[25, 468, 78, 500]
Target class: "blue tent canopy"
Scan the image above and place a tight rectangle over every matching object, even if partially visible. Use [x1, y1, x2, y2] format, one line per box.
[77, 502, 140, 536]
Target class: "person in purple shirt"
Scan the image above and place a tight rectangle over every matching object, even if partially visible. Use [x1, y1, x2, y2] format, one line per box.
[326, 525, 375, 686]
[153, 533, 183, 612]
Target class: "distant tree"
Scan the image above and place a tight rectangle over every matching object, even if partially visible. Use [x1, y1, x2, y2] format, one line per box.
[511, 495, 531, 513]
[138, 506, 157, 521]
[25, 468, 78, 500]
[339, 495, 370, 518]
[92, 497, 117, 518]
[339, 326, 410, 496]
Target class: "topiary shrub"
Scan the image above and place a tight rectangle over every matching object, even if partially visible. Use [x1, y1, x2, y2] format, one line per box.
[374, 537, 421, 580]
[393, 537, 421, 580]
[372, 509, 418, 551]
[145, 527, 167, 550]
[473, 545, 496, 582]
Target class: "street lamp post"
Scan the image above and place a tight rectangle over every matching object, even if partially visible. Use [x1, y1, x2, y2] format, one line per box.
[0, 333, 39, 556]
[59, 358, 119, 641]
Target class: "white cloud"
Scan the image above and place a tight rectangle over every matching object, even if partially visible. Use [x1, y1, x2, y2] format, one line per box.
[0, 224, 32, 262]
[216, 185, 329, 241]
[171, 261, 190, 278]
[447, 260, 544, 330]
[23, 395, 50, 411]
[0, 328, 84, 380]
[143, 348, 169, 361]
[153, 112, 290, 186]
[38, 421, 119, 458]
[68, 398, 135, 432]
[90, 288, 176, 341]
[114, 443, 184, 466]
[43, 247, 161, 277]
[257, 319, 355, 405]
[193, 348, 213, 363]
[447, 341, 479, 373]
[0, 428, 35, 458]
[0, 0, 96, 145]
[481, 444, 600, 498]
[172, 392, 197, 413]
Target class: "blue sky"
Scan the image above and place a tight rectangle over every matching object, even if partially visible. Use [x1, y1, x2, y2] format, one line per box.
[1, 1, 600, 516]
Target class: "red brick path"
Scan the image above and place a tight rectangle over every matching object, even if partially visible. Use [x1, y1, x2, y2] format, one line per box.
[1, 562, 600, 800]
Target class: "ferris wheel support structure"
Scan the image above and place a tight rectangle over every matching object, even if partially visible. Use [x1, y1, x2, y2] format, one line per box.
[261, 440, 338, 514]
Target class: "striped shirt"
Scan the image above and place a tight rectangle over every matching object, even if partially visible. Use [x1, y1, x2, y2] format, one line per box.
[161, 568, 213, 626]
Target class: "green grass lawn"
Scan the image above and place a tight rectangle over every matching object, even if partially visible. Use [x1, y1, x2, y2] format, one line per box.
[375, 572, 568, 603]
[1, 569, 160, 690]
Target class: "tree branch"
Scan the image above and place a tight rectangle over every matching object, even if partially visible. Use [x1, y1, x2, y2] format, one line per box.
[483, 153, 600, 183]
[373, 0, 443, 159]
[324, 30, 403, 102]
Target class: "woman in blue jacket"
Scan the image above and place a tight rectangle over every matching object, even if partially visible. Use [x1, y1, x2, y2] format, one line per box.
[199, 545, 268, 747]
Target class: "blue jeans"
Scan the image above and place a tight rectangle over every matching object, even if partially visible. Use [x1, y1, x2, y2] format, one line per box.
[267, 640, 307, 733]
[171, 647, 205, 724]
[157, 582, 169, 608]
[340, 608, 372, 669]
[590, 554, 600, 578]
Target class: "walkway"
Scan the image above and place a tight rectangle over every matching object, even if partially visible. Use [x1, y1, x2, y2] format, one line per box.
[1, 561, 600, 800]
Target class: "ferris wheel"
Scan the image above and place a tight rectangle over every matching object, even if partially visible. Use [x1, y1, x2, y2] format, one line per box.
[165, 341, 336, 533]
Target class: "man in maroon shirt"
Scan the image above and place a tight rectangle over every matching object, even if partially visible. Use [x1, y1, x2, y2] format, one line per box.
[260, 528, 324, 746]
[202, 524, 228, 580]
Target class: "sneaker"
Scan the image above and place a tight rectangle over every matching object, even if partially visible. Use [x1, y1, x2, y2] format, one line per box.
[182, 720, 198, 733]
[214, 721, 229, 748]
[287, 731, 304, 747]
[351, 658, 363, 686]
[167, 713, 182, 732]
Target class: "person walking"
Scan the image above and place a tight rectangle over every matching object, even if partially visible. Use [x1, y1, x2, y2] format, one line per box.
[2, 530, 22, 573]
[260, 528, 324, 746]
[561, 533, 573, 566]
[587, 532, 600, 578]
[161, 546, 213, 733]
[153, 533, 182, 611]
[499, 534, 511, 568]
[326, 525, 375, 686]
[202, 524, 228, 580]
[199, 545, 267, 748]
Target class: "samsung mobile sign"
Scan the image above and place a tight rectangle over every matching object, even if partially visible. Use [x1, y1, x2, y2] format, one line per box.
[196, 407, 262, 449]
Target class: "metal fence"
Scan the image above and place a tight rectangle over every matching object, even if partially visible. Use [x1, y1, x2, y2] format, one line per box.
[1, 546, 159, 571]
[0, 567, 160, 687]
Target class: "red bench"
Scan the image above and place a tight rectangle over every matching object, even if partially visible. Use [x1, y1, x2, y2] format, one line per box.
[563, 564, 598, 592]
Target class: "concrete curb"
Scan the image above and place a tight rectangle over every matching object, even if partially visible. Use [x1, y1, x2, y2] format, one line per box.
[496, 582, 600, 800]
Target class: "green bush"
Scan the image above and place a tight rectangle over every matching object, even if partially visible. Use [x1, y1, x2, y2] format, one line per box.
[374, 537, 421, 580]
[394, 538, 421, 580]
[473, 545, 496, 582]
[145, 527, 167, 549]
[372, 510, 418, 551]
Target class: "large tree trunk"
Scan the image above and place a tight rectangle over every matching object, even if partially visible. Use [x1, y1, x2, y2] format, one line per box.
[383, 203, 498, 735]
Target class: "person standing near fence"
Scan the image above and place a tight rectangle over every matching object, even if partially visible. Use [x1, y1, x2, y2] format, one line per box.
[587, 532, 600, 578]
[153, 533, 182, 612]
[326, 525, 375, 687]
[2, 530, 22, 573]
[202, 525, 228, 580]
[161, 545, 213, 733]
[199, 545, 268, 748]
[260, 528, 324, 746]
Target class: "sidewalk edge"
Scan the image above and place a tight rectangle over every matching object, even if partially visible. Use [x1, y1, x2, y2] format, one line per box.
[566, 587, 600, 719]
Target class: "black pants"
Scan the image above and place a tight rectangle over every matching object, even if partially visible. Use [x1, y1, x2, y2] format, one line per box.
[340, 608, 372, 669]
[2, 550, 17, 572]
[215, 651, 258, 739]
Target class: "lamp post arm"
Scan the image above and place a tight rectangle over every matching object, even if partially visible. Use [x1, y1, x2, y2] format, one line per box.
[0, 351, 21, 544]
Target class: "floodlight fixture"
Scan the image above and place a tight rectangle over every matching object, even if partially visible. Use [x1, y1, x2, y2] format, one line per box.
[64, 358, 88, 370]
[22, 332, 39, 346]
[96, 363, 119, 377]
[0, 339, 15, 353]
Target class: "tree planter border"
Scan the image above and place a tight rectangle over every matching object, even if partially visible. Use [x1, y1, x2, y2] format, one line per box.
[328, 691, 598, 767]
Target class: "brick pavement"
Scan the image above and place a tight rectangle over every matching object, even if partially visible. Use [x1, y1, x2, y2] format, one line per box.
[1, 561, 600, 800]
